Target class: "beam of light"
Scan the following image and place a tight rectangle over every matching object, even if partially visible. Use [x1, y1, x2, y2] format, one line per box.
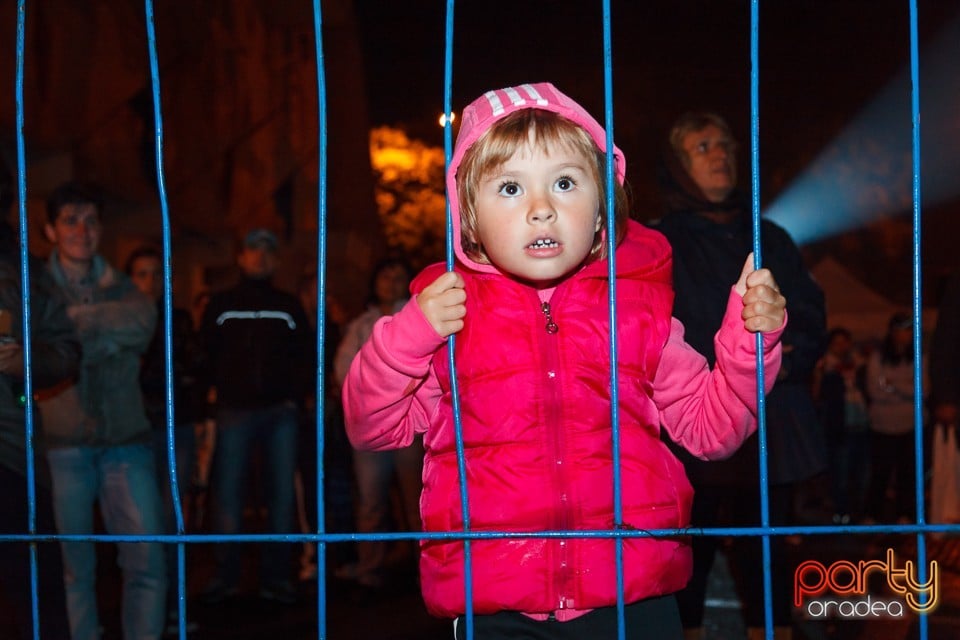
[765, 13, 960, 245]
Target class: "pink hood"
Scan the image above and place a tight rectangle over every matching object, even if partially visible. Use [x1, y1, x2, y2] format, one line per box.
[447, 82, 626, 273]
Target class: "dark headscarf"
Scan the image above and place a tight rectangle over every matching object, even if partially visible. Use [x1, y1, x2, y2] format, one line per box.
[654, 139, 749, 218]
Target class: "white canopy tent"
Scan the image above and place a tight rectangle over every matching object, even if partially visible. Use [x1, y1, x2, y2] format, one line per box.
[809, 256, 937, 344]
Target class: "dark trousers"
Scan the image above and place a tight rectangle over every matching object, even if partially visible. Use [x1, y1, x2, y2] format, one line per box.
[0, 464, 71, 640]
[453, 595, 682, 640]
[866, 431, 915, 521]
[299, 401, 355, 566]
[674, 483, 793, 628]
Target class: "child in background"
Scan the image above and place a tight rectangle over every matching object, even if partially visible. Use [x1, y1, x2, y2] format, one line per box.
[865, 312, 924, 523]
[343, 82, 786, 638]
[814, 327, 870, 524]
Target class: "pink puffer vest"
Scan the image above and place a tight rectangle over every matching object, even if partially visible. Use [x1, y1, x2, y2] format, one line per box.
[414, 222, 694, 617]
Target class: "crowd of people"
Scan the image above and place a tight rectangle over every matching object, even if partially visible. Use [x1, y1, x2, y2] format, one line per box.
[0, 169, 426, 638]
[0, 79, 957, 640]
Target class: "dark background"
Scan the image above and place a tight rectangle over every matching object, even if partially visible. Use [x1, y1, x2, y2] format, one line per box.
[1, 0, 958, 311]
[355, 0, 960, 305]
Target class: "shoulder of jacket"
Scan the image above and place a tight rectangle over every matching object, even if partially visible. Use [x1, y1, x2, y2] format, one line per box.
[609, 221, 673, 283]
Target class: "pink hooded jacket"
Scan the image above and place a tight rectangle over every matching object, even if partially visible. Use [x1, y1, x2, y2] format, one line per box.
[343, 82, 784, 619]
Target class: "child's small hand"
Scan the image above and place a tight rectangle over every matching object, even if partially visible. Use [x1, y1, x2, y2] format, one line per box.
[735, 253, 786, 333]
[417, 271, 467, 337]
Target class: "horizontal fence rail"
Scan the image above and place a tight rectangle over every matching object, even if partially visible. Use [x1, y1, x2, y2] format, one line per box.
[3, 1, 953, 639]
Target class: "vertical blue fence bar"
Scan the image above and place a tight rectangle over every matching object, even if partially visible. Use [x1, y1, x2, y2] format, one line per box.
[907, 0, 929, 638]
[142, 2, 190, 638]
[748, 2, 775, 638]
[13, 2, 42, 638]
[599, 2, 627, 639]
[310, 0, 330, 637]
[441, 2, 475, 639]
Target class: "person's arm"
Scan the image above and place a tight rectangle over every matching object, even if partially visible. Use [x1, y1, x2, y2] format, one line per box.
[656, 287, 784, 460]
[332, 313, 368, 391]
[29, 278, 81, 387]
[0, 273, 79, 387]
[286, 297, 316, 403]
[67, 279, 156, 362]
[342, 297, 445, 451]
[195, 294, 222, 405]
[173, 308, 206, 380]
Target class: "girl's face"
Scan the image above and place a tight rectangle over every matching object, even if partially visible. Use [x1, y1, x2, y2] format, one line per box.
[473, 140, 600, 289]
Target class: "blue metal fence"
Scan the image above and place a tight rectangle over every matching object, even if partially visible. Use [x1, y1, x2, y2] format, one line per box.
[5, 1, 952, 639]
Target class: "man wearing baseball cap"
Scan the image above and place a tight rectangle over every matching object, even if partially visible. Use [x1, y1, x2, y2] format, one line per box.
[199, 228, 311, 605]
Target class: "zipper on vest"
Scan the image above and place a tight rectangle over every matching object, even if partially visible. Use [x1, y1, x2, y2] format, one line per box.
[538, 293, 573, 610]
[541, 302, 559, 334]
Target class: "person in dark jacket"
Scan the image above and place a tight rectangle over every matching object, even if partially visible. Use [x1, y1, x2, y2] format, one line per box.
[199, 228, 312, 605]
[125, 244, 207, 633]
[650, 111, 827, 640]
[0, 166, 76, 640]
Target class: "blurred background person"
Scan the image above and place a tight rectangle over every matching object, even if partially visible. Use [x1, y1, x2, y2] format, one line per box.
[293, 267, 352, 581]
[864, 312, 925, 524]
[125, 244, 207, 634]
[333, 257, 422, 591]
[651, 111, 827, 640]
[199, 228, 312, 605]
[0, 161, 75, 640]
[813, 327, 871, 524]
[40, 182, 165, 640]
[188, 288, 215, 532]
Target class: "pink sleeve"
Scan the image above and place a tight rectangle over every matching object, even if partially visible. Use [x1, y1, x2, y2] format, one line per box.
[342, 296, 444, 451]
[654, 287, 785, 460]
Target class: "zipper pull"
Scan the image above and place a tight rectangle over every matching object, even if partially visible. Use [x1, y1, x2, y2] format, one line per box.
[541, 301, 559, 334]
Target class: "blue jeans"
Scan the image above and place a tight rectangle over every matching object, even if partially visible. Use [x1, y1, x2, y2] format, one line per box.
[828, 431, 871, 517]
[209, 402, 298, 589]
[153, 424, 196, 612]
[350, 437, 423, 581]
[47, 444, 166, 640]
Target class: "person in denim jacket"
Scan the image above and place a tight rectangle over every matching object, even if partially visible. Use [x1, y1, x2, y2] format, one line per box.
[40, 182, 165, 640]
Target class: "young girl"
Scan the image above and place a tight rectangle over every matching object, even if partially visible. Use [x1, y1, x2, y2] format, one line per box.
[343, 82, 786, 638]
